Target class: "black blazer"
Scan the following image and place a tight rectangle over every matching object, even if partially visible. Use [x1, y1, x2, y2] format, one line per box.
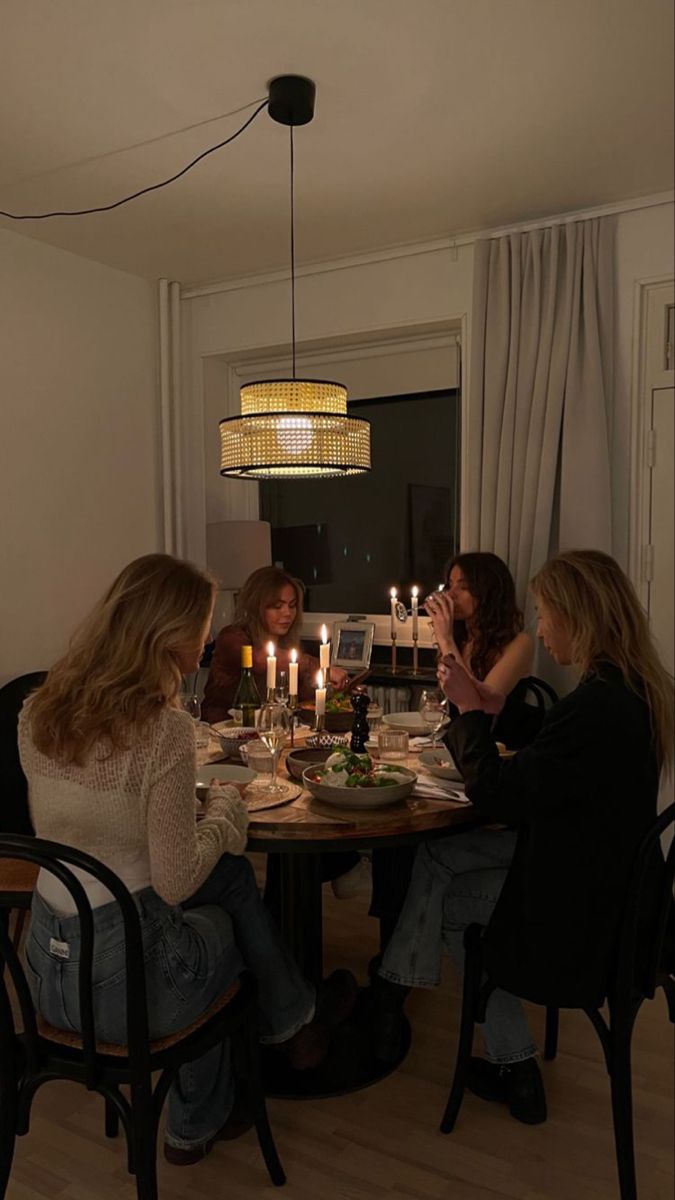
[446, 663, 660, 1008]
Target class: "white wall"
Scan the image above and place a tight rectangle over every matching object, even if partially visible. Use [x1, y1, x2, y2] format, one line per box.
[0, 228, 160, 684]
[180, 197, 674, 577]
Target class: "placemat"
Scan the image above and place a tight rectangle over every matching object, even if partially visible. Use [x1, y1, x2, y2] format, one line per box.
[244, 780, 301, 812]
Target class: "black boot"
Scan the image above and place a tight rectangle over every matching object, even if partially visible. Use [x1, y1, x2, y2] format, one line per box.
[369, 975, 410, 1064]
[467, 1056, 547, 1124]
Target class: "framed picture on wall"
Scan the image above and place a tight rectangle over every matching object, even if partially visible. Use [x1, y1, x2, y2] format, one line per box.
[331, 621, 375, 671]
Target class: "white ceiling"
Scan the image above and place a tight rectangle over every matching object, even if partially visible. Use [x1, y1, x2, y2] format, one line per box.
[1, 0, 672, 286]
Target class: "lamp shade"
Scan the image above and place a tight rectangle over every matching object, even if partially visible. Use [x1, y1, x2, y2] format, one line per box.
[205, 520, 272, 590]
[220, 378, 371, 478]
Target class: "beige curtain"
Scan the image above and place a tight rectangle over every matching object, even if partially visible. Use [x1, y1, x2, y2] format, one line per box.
[466, 216, 615, 605]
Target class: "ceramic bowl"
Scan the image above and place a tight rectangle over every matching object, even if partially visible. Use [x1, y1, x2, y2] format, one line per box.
[210, 721, 259, 759]
[383, 711, 450, 737]
[301, 763, 417, 810]
[285, 747, 333, 781]
[195, 763, 255, 797]
[298, 703, 353, 732]
[418, 747, 463, 782]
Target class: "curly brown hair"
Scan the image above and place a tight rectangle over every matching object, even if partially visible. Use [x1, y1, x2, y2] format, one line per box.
[444, 552, 524, 679]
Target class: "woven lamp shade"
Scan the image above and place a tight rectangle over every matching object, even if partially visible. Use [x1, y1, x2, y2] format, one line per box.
[220, 378, 371, 479]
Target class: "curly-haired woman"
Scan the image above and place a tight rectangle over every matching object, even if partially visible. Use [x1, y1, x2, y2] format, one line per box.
[425, 553, 534, 741]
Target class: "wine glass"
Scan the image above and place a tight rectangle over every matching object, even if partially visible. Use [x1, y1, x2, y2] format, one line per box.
[418, 688, 448, 747]
[274, 670, 289, 707]
[256, 703, 291, 794]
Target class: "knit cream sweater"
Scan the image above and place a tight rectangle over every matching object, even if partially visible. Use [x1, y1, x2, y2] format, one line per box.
[18, 702, 249, 913]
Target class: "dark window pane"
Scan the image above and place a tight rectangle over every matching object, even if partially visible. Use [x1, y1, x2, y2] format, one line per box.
[260, 389, 459, 612]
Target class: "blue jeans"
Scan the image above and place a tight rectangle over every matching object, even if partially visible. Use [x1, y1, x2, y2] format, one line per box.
[379, 829, 538, 1065]
[25, 854, 315, 1149]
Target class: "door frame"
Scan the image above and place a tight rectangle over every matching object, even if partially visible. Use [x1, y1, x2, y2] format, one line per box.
[628, 275, 674, 607]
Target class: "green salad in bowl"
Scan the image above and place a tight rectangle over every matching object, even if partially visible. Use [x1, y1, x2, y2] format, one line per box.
[302, 747, 417, 809]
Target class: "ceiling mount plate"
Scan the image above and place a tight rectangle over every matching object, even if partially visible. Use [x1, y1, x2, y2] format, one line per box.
[267, 75, 316, 127]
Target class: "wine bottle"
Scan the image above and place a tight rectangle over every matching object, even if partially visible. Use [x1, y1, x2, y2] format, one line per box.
[233, 645, 260, 727]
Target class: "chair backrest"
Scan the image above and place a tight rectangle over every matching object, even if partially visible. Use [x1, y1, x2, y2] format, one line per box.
[0, 672, 47, 834]
[614, 801, 675, 1003]
[0, 835, 151, 1088]
[522, 675, 559, 711]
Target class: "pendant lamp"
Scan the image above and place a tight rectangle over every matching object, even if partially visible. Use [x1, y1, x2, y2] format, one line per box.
[219, 76, 371, 479]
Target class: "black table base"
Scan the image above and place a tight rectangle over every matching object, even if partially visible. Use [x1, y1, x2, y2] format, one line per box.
[262, 989, 411, 1099]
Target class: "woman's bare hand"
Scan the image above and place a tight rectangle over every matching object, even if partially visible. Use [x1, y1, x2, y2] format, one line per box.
[437, 656, 505, 716]
[425, 591, 456, 653]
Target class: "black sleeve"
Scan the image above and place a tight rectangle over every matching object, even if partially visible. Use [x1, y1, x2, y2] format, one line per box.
[447, 689, 595, 826]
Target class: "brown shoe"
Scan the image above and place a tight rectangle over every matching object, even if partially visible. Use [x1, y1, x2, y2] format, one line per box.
[164, 1102, 253, 1165]
[282, 969, 358, 1071]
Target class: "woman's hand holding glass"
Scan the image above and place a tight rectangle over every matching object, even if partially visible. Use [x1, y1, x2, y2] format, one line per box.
[256, 703, 291, 794]
[425, 591, 456, 656]
[437, 655, 506, 716]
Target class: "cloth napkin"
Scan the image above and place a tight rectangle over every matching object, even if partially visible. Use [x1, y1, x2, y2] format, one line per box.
[413, 773, 470, 803]
[409, 735, 435, 750]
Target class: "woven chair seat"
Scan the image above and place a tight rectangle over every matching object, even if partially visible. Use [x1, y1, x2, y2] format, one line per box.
[0, 859, 38, 897]
[37, 978, 241, 1057]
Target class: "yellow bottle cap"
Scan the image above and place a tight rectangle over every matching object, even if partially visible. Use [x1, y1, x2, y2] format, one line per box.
[241, 645, 253, 669]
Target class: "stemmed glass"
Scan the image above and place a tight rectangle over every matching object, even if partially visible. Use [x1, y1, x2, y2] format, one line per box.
[256, 703, 291, 794]
[418, 688, 448, 748]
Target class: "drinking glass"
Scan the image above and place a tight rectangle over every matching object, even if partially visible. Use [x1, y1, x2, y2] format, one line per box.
[274, 671, 289, 706]
[418, 688, 448, 747]
[257, 703, 291, 794]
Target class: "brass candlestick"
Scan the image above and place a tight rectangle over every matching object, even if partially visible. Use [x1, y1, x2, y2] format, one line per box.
[412, 635, 419, 674]
[314, 711, 326, 733]
[289, 695, 298, 747]
[391, 632, 397, 673]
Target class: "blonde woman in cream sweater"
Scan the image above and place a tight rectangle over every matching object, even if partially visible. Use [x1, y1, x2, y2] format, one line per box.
[20, 554, 355, 1166]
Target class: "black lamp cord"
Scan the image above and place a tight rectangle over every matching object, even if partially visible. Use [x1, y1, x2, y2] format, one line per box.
[290, 125, 296, 381]
[0, 98, 268, 220]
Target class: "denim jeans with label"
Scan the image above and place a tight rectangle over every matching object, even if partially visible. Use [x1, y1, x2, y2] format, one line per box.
[379, 829, 538, 1065]
[25, 854, 315, 1149]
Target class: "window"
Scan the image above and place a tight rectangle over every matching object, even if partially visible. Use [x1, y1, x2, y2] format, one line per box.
[259, 388, 460, 613]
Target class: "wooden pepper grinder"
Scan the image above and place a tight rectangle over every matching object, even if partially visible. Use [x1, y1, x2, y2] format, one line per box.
[350, 688, 370, 753]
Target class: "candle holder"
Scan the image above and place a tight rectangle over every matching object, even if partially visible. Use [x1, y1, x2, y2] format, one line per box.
[412, 634, 419, 674]
[390, 631, 397, 673]
[314, 711, 326, 733]
[266, 687, 276, 703]
[288, 697, 298, 747]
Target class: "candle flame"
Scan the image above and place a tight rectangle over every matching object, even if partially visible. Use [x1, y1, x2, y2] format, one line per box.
[320, 624, 328, 644]
[267, 641, 275, 657]
[390, 587, 397, 598]
[411, 585, 419, 598]
[290, 648, 297, 663]
[438, 583, 445, 592]
[316, 670, 324, 689]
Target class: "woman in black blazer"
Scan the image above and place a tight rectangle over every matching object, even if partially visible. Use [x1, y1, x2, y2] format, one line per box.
[374, 550, 674, 1124]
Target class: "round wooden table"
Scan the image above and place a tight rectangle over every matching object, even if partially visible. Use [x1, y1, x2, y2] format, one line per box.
[246, 747, 481, 1098]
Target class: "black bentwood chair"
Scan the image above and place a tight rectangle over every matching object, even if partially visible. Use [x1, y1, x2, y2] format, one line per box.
[0, 673, 47, 947]
[0, 836, 286, 1199]
[440, 802, 675, 1200]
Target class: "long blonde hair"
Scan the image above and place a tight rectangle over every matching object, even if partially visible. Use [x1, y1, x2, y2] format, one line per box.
[28, 554, 215, 765]
[531, 549, 674, 772]
[233, 566, 305, 648]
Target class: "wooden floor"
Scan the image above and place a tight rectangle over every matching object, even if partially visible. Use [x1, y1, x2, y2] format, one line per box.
[8, 865, 674, 1200]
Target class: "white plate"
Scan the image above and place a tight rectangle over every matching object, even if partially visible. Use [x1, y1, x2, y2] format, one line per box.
[383, 711, 449, 736]
[196, 764, 255, 789]
[418, 747, 463, 782]
[302, 764, 417, 809]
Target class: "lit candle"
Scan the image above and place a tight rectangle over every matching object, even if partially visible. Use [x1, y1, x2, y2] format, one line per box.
[289, 648, 299, 697]
[315, 670, 326, 716]
[411, 586, 419, 638]
[319, 624, 331, 672]
[438, 582, 445, 592]
[266, 641, 277, 691]
[390, 587, 397, 638]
